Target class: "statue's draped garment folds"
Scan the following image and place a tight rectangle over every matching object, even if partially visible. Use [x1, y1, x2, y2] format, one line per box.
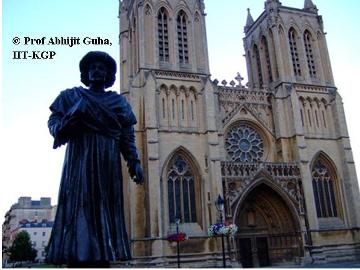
[47, 87, 138, 264]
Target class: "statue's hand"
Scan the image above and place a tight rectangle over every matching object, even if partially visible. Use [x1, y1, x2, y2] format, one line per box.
[66, 115, 80, 128]
[60, 113, 83, 135]
[129, 162, 144, 185]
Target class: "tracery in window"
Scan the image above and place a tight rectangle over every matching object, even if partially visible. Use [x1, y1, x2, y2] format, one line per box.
[225, 124, 264, 162]
[145, 3, 152, 15]
[288, 28, 301, 76]
[177, 10, 189, 64]
[167, 154, 197, 223]
[158, 7, 169, 62]
[312, 158, 339, 218]
[304, 30, 316, 78]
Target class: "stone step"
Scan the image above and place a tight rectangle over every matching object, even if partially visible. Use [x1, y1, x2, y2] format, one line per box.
[326, 255, 358, 264]
[310, 243, 360, 265]
[111, 255, 234, 268]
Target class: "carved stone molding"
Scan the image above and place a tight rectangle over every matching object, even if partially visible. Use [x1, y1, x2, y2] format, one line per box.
[153, 70, 202, 82]
[221, 161, 305, 216]
[294, 84, 331, 94]
[218, 86, 272, 105]
[218, 87, 273, 129]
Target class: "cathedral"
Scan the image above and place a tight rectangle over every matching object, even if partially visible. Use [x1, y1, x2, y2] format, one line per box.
[118, 0, 360, 267]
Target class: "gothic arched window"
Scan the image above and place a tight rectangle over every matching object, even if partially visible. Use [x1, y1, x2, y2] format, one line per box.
[177, 10, 189, 64]
[288, 28, 301, 76]
[158, 7, 169, 62]
[312, 158, 339, 218]
[167, 154, 197, 223]
[253, 44, 263, 87]
[304, 30, 317, 78]
[261, 36, 273, 83]
[225, 124, 264, 162]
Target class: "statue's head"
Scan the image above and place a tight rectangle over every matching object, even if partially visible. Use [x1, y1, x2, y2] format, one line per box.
[79, 51, 117, 88]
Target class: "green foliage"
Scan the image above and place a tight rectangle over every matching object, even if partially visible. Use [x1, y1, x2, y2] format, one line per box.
[9, 230, 37, 263]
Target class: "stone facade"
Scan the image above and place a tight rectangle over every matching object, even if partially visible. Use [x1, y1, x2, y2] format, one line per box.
[2, 197, 55, 265]
[119, 0, 360, 267]
[13, 220, 54, 262]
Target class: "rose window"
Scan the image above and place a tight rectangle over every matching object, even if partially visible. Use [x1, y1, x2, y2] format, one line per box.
[225, 124, 264, 162]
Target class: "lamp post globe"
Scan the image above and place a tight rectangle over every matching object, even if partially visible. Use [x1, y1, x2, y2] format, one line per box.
[215, 194, 225, 213]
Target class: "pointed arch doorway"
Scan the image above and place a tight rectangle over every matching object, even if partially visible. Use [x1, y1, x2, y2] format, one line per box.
[234, 184, 303, 267]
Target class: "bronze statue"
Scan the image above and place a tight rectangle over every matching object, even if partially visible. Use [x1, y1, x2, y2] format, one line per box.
[46, 51, 143, 268]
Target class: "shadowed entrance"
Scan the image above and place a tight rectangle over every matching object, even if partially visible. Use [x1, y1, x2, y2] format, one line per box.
[235, 184, 303, 267]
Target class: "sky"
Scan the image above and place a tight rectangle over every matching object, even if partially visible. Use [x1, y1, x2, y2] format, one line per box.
[2, 0, 360, 224]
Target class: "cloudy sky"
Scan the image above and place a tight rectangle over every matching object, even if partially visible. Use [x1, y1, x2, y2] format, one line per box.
[2, 0, 360, 222]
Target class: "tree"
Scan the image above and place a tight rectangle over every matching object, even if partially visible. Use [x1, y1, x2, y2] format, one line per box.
[9, 231, 37, 263]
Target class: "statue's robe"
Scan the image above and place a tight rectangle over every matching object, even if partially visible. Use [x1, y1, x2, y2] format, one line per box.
[46, 87, 138, 264]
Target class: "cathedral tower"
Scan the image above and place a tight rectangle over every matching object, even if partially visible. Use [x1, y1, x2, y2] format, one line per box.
[119, 0, 360, 267]
[119, 0, 223, 265]
[237, 0, 360, 265]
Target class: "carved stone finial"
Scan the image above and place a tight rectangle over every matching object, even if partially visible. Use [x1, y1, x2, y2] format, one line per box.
[197, 0, 206, 15]
[235, 72, 244, 86]
[221, 80, 227, 86]
[304, 0, 318, 13]
[244, 8, 254, 33]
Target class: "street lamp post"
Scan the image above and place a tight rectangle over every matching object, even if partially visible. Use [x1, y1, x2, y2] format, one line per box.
[215, 194, 226, 268]
[176, 218, 181, 268]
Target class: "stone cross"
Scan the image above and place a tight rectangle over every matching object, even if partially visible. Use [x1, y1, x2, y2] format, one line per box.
[235, 72, 244, 86]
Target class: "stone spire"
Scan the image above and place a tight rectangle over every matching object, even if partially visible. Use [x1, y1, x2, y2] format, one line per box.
[264, 0, 282, 17]
[264, 0, 281, 28]
[197, 0, 206, 14]
[303, 0, 318, 13]
[244, 8, 254, 33]
[264, 0, 282, 10]
[119, 0, 130, 14]
[265, 0, 282, 6]
[120, 0, 130, 6]
[265, 0, 281, 3]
